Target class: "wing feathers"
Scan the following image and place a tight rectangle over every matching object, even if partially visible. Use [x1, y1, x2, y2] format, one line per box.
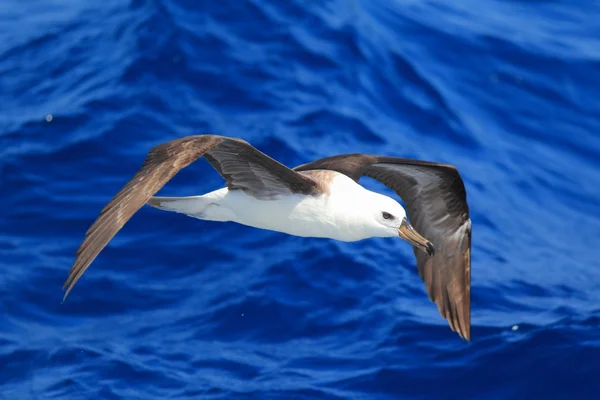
[64, 135, 319, 299]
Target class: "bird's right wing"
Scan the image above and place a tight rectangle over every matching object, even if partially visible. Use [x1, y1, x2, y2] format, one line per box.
[295, 154, 472, 340]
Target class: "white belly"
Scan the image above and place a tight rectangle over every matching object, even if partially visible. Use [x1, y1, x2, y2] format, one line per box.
[219, 189, 363, 241]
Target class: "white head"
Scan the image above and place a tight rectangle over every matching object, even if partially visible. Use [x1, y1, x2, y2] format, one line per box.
[361, 192, 435, 256]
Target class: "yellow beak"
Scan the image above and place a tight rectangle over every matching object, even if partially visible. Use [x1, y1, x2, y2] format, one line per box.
[398, 218, 435, 256]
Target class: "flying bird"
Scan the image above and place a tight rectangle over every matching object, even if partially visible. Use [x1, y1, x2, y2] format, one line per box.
[64, 135, 472, 340]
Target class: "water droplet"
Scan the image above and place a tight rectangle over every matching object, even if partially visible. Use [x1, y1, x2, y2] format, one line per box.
[45, 114, 53, 122]
[512, 325, 519, 331]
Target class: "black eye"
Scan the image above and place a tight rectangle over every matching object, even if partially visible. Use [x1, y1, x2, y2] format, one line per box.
[382, 212, 394, 220]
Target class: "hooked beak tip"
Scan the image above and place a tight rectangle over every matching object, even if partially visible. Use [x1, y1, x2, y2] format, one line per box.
[398, 218, 435, 257]
[425, 241, 435, 256]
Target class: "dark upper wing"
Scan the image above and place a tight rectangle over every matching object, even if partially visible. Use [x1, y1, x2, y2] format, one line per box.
[295, 154, 472, 341]
[64, 135, 319, 299]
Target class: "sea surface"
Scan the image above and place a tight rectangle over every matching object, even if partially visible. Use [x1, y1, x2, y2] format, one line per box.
[2, 1, 600, 399]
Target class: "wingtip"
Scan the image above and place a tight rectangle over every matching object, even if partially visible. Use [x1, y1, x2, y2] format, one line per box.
[458, 327, 471, 342]
[62, 285, 71, 303]
[61, 274, 76, 302]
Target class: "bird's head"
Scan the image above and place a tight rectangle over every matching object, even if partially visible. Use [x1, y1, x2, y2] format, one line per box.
[368, 194, 435, 256]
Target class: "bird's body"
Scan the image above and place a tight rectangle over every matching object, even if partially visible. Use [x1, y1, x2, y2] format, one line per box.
[64, 134, 472, 340]
[150, 171, 404, 242]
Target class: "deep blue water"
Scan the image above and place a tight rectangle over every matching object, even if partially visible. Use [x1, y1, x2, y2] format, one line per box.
[2, 0, 600, 398]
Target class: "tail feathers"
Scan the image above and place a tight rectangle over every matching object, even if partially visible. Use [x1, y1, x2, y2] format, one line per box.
[147, 194, 233, 222]
[147, 196, 206, 214]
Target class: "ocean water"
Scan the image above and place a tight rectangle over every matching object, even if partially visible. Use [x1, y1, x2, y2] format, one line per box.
[1, 0, 600, 398]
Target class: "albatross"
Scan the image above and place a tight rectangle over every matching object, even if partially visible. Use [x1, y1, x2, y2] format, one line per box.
[64, 135, 472, 340]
